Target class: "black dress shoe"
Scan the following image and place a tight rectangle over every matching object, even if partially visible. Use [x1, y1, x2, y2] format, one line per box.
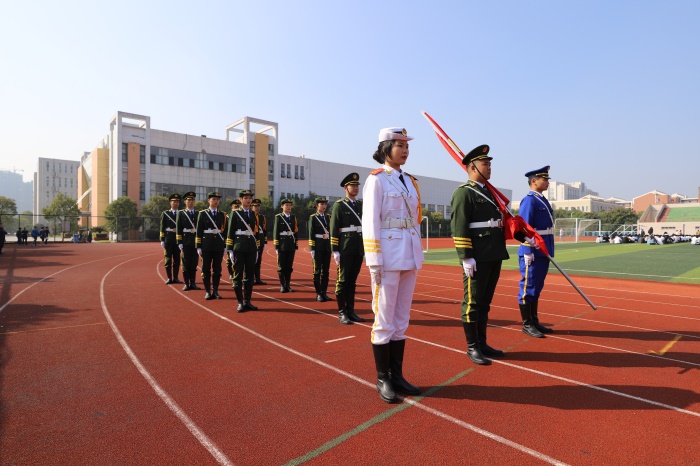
[182, 284, 191, 291]
[286, 286, 294, 292]
[534, 323, 553, 334]
[172, 278, 183, 284]
[214, 292, 223, 299]
[348, 311, 366, 323]
[321, 292, 331, 301]
[339, 310, 353, 325]
[204, 292, 213, 300]
[280, 286, 288, 293]
[254, 280, 267, 285]
[317, 294, 325, 302]
[522, 324, 545, 338]
[236, 303, 247, 312]
[244, 302, 258, 310]
[467, 346, 490, 365]
[480, 344, 505, 357]
[190, 284, 201, 290]
[164, 279, 173, 285]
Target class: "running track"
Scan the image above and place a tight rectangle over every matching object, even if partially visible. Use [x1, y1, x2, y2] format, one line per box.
[1, 240, 698, 465]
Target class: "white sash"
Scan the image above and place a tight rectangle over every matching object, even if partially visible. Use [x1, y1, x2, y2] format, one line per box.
[532, 192, 555, 229]
[382, 171, 421, 235]
[234, 210, 256, 238]
[341, 201, 363, 225]
[314, 214, 330, 237]
[164, 211, 177, 226]
[280, 215, 295, 240]
[203, 210, 225, 241]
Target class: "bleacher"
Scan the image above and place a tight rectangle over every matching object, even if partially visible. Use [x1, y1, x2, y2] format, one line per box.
[664, 206, 700, 222]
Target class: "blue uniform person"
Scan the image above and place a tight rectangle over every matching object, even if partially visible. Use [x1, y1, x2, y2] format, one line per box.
[518, 166, 556, 338]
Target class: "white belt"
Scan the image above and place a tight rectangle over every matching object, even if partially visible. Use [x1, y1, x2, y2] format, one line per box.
[340, 226, 362, 233]
[204, 229, 221, 234]
[165, 228, 175, 232]
[537, 228, 554, 235]
[315, 234, 329, 238]
[235, 230, 253, 236]
[183, 228, 196, 233]
[280, 231, 294, 236]
[381, 217, 414, 229]
[469, 219, 503, 228]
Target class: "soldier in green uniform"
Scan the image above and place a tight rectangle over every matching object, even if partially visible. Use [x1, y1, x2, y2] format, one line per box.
[160, 193, 182, 284]
[450, 145, 508, 365]
[309, 197, 332, 302]
[226, 190, 259, 312]
[330, 173, 365, 325]
[196, 191, 227, 300]
[225, 199, 241, 281]
[273, 198, 298, 293]
[251, 198, 267, 285]
[176, 191, 201, 291]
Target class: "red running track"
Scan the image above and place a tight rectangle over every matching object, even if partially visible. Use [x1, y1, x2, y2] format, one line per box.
[1, 240, 698, 465]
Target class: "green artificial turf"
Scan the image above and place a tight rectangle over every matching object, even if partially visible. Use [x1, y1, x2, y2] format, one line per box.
[424, 242, 700, 283]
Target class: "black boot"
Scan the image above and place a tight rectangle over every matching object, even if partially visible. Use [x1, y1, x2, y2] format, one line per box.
[164, 267, 173, 284]
[244, 282, 258, 310]
[204, 277, 213, 300]
[532, 301, 553, 334]
[190, 271, 201, 290]
[172, 263, 182, 284]
[346, 290, 365, 322]
[462, 322, 489, 365]
[212, 276, 222, 299]
[478, 318, 504, 357]
[389, 340, 420, 396]
[285, 272, 294, 292]
[321, 275, 331, 301]
[279, 272, 287, 293]
[182, 271, 191, 291]
[520, 303, 545, 338]
[234, 287, 246, 312]
[372, 343, 397, 403]
[314, 275, 324, 301]
[336, 293, 352, 324]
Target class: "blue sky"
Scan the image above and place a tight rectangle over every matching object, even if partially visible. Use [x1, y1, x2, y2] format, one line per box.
[1, 0, 698, 202]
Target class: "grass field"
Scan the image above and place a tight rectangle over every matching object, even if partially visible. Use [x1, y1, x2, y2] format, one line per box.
[424, 242, 700, 283]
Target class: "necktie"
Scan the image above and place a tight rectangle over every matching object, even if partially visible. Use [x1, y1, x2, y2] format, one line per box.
[212, 210, 217, 216]
[399, 173, 407, 189]
[190, 210, 194, 216]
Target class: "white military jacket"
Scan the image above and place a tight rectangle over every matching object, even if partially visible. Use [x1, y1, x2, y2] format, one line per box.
[362, 166, 424, 271]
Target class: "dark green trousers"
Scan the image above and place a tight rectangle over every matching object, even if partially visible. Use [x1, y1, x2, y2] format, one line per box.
[461, 260, 502, 323]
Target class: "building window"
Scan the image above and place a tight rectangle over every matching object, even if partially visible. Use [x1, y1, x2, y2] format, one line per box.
[268, 144, 274, 157]
[219, 163, 225, 172]
[294, 165, 299, 179]
[300, 166, 305, 180]
[140, 182, 145, 201]
[178, 158, 184, 167]
[281, 163, 286, 178]
[190, 159, 195, 168]
[169, 157, 175, 166]
[140, 145, 146, 163]
[122, 143, 128, 162]
[286, 164, 291, 178]
[249, 141, 255, 153]
[122, 180, 128, 196]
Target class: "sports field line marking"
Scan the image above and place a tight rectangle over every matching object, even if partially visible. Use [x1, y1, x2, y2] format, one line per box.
[100, 258, 233, 466]
[650, 335, 683, 356]
[0, 252, 146, 315]
[325, 335, 355, 343]
[155, 270, 568, 464]
[541, 297, 700, 321]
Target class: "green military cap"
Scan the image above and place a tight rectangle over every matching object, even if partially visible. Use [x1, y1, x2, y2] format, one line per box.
[251, 198, 262, 206]
[182, 191, 196, 200]
[315, 197, 328, 204]
[231, 199, 241, 207]
[169, 193, 182, 201]
[239, 189, 253, 198]
[462, 144, 492, 166]
[340, 172, 360, 187]
[207, 191, 221, 199]
[279, 198, 293, 207]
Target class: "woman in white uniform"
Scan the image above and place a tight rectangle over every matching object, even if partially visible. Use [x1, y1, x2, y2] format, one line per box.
[363, 127, 424, 403]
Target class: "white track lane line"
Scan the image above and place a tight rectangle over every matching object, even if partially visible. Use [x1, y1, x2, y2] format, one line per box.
[101, 258, 233, 466]
[156, 265, 567, 465]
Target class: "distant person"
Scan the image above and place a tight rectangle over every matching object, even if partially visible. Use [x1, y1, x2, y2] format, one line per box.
[273, 198, 298, 293]
[517, 166, 555, 339]
[559, 227, 564, 242]
[87, 229, 92, 243]
[648, 226, 654, 236]
[21, 227, 28, 245]
[30, 226, 39, 247]
[0, 223, 7, 254]
[39, 227, 47, 244]
[16, 228, 21, 244]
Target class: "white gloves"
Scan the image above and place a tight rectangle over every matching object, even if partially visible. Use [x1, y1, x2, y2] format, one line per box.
[160, 241, 165, 249]
[178, 244, 183, 251]
[462, 258, 476, 278]
[197, 248, 202, 256]
[333, 251, 340, 264]
[524, 253, 534, 266]
[275, 249, 279, 255]
[228, 250, 235, 262]
[369, 265, 383, 285]
[311, 250, 315, 259]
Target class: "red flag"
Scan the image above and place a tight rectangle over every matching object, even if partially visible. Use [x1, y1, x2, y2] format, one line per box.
[421, 110, 550, 256]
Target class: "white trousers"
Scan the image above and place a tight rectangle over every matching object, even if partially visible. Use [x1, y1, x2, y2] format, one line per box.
[370, 269, 418, 345]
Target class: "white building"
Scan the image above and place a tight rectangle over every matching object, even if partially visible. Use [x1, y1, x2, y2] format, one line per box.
[34, 157, 80, 216]
[546, 180, 598, 201]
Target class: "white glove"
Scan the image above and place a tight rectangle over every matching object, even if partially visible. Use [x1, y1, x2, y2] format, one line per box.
[524, 236, 539, 249]
[197, 248, 202, 256]
[275, 249, 279, 255]
[160, 241, 165, 249]
[462, 258, 476, 278]
[524, 253, 534, 266]
[228, 250, 234, 262]
[311, 250, 315, 259]
[262, 243, 266, 249]
[369, 265, 383, 285]
[333, 251, 340, 264]
[178, 244, 184, 251]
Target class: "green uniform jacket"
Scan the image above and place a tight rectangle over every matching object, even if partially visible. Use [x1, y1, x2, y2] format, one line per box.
[330, 198, 363, 255]
[308, 212, 331, 252]
[226, 209, 259, 252]
[195, 209, 227, 252]
[450, 181, 509, 262]
[160, 210, 180, 246]
[273, 213, 298, 251]
[256, 214, 267, 251]
[176, 209, 198, 248]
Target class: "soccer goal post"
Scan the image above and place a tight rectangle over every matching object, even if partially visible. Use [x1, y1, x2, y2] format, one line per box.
[553, 218, 602, 243]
